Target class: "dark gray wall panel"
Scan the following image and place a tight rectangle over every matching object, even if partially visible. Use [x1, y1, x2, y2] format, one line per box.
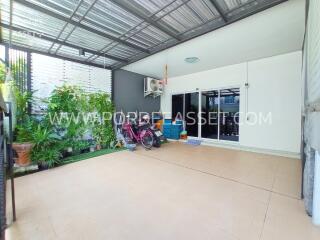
[113, 70, 160, 114]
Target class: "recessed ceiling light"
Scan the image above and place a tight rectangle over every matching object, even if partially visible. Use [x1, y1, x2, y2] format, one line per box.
[185, 57, 200, 64]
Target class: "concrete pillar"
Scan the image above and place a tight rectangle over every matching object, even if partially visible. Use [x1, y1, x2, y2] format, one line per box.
[313, 151, 320, 226]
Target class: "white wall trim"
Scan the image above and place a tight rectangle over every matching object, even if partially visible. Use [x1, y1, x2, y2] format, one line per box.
[168, 139, 300, 159]
[201, 140, 300, 159]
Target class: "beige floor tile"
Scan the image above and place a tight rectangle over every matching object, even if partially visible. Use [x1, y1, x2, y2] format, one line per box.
[272, 174, 302, 198]
[261, 193, 320, 240]
[6, 142, 318, 240]
[136, 142, 300, 195]
[6, 216, 57, 240]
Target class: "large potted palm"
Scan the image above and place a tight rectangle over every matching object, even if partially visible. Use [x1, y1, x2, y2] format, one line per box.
[12, 87, 34, 166]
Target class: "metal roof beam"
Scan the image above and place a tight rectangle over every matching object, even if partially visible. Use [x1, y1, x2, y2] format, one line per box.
[14, 0, 150, 53]
[109, 0, 181, 41]
[114, 0, 288, 69]
[2, 43, 111, 69]
[0, 23, 128, 63]
[208, 0, 228, 22]
[52, 0, 98, 55]
[89, 0, 193, 65]
[47, 0, 84, 52]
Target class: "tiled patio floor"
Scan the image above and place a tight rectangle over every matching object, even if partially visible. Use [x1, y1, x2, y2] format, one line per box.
[6, 142, 320, 240]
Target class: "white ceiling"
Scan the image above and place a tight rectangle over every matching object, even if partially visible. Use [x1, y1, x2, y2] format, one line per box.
[123, 0, 306, 79]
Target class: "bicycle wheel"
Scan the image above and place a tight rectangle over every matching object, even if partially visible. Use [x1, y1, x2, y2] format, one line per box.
[141, 131, 154, 150]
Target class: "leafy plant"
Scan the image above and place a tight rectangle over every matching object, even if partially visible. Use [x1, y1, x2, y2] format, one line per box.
[12, 84, 35, 143]
[0, 58, 27, 84]
[32, 125, 57, 148]
[28, 84, 116, 168]
[88, 92, 114, 121]
[30, 125, 61, 168]
[15, 116, 34, 143]
[0, 62, 5, 83]
[72, 140, 90, 153]
[92, 124, 115, 148]
[47, 85, 84, 113]
[30, 147, 61, 168]
[13, 84, 34, 124]
[46, 85, 89, 144]
[12, 84, 34, 143]
[89, 92, 115, 148]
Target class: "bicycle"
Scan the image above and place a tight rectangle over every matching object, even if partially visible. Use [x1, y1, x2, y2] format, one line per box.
[122, 118, 154, 150]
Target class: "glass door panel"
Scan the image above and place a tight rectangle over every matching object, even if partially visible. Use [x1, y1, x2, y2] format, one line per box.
[219, 88, 240, 142]
[185, 92, 199, 137]
[172, 94, 184, 121]
[201, 90, 219, 139]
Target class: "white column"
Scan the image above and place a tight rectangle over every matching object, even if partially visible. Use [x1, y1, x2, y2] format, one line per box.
[313, 150, 320, 226]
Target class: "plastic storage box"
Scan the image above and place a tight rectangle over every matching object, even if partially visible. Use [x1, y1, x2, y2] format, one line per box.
[164, 119, 172, 124]
[171, 124, 182, 140]
[163, 124, 171, 139]
[162, 123, 183, 140]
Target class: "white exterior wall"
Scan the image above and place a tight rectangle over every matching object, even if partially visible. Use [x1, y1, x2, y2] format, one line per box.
[161, 51, 303, 157]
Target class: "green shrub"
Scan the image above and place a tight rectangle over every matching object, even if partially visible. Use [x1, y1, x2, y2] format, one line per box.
[30, 125, 61, 168]
[16, 84, 116, 167]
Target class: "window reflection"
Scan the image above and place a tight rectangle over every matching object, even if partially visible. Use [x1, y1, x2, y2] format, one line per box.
[201, 90, 219, 139]
[219, 88, 240, 142]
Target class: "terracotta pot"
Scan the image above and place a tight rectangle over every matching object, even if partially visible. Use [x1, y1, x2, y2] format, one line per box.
[12, 142, 33, 166]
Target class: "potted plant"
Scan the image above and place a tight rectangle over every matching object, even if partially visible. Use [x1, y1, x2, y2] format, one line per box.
[46, 85, 88, 156]
[30, 125, 61, 169]
[12, 119, 34, 166]
[89, 92, 115, 150]
[12, 87, 34, 166]
[31, 147, 61, 170]
[92, 125, 103, 150]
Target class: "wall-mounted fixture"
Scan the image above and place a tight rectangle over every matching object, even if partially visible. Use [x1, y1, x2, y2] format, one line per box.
[79, 49, 85, 56]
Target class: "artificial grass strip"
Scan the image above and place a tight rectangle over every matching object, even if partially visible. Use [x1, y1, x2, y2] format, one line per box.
[61, 148, 125, 165]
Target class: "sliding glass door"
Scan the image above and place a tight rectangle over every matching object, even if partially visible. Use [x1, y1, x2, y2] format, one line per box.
[172, 88, 239, 141]
[200, 88, 240, 142]
[172, 92, 199, 137]
[172, 94, 184, 121]
[219, 88, 240, 141]
[185, 92, 199, 137]
[201, 90, 219, 139]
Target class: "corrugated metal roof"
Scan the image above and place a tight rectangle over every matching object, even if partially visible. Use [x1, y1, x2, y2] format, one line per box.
[0, 0, 287, 69]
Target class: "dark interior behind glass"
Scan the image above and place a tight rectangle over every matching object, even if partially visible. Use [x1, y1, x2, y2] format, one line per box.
[172, 94, 184, 121]
[185, 92, 199, 137]
[219, 88, 240, 141]
[201, 90, 219, 139]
